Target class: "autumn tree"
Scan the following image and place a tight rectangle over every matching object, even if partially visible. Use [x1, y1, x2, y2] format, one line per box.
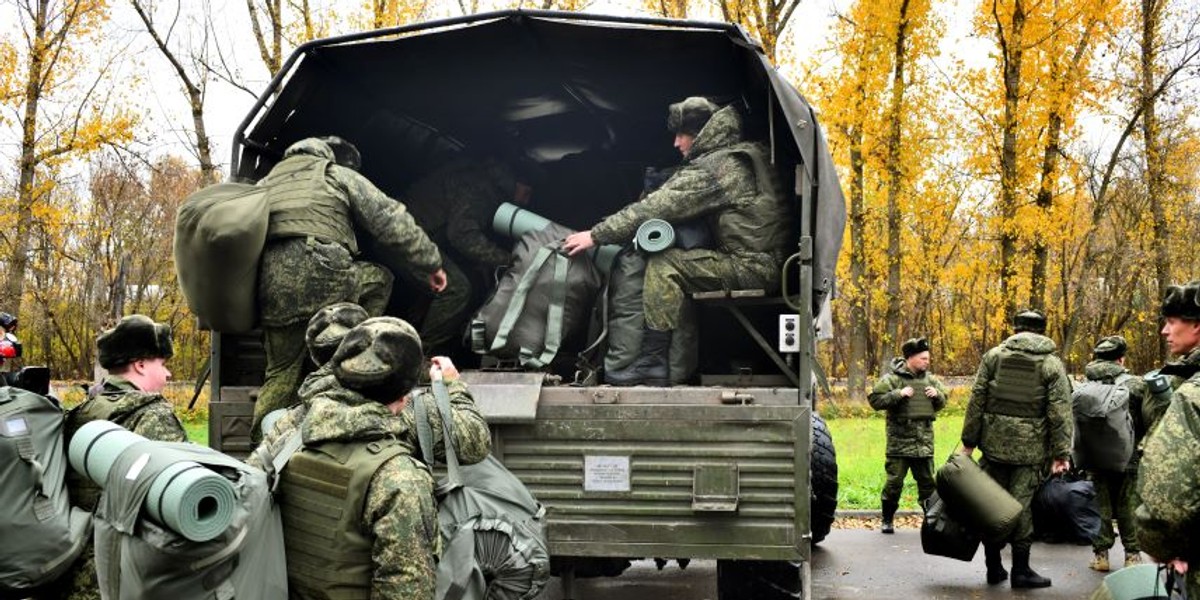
[718, 0, 801, 62]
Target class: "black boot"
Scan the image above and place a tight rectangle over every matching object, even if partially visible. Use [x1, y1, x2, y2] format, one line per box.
[1010, 547, 1051, 589]
[880, 500, 898, 534]
[984, 543, 1007, 585]
[605, 329, 671, 386]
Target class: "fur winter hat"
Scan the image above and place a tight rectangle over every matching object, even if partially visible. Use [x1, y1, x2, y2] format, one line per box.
[330, 317, 424, 403]
[318, 135, 362, 171]
[901, 337, 930, 359]
[97, 315, 173, 369]
[1013, 309, 1047, 334]
[1161, 282, 1200, 320]
[667, 97, 720, 137]
[1093, 335, 1128, 361]
[305, 302, 370, 365]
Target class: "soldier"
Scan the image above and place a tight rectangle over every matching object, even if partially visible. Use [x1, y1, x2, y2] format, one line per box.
[1078, 335, 1148, 571]
[868, 337, 947, 534]
[404, 157, 539, 354]
[960, 309, 1072, 589]
[1144, 281, 1200, 430]
[271, 317, 446, 599]
[51, 315, 188, 600]
[1137, 282, 1200, 599]
[253, 136, 447, 438]
[562, 97, 789, 385]
[0, 311, 21, 385]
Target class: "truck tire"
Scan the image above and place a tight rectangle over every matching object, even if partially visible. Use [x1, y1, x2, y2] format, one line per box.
[716, 559, 802, 600]
[810, 413, 838, 545]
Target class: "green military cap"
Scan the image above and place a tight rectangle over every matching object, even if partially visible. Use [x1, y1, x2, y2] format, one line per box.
[1013, 309, 1047, 334]
[901, 337, 930, 358]
[667, 97, 720, 137]
[331, 317, 424, 402]
[97, 315, 173, 369]
[305, 302, 370, 366]
[1161, 281, 1200, 320]
[1093, 335, 1127, 361]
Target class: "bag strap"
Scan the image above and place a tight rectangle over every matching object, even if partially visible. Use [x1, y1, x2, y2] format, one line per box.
[412, 391, 436, 466]
[431, 380, 462, 486]
[518, 251, 570, 368]
[490, 245, 556, 354]
[255, 428, 304, 493]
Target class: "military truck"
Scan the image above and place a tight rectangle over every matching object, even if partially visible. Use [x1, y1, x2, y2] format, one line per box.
[209, 10, 846, 599]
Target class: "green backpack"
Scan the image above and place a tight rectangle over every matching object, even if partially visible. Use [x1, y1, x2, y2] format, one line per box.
[415, 381, 551, 600]
[0, 387, 91, 593]
[174, 181, 270, 333]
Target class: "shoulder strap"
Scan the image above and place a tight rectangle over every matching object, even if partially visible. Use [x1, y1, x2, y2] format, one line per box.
[431, 381, 462, 487]
[519, 251, 570, 369]
[254, 428, 304, 492]
[490, 245, 556, 354]
[412, 391, 436, 466]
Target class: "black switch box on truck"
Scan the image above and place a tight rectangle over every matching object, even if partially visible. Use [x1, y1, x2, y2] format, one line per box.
[210, 11, 846, 599]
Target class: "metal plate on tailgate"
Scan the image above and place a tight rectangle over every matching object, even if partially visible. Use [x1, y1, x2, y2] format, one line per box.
[460, 371, 543, 423]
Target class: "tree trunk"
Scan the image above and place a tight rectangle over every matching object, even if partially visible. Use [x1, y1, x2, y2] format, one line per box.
[883, 0, 911, 367]
[848, 127, 868, 401]
[1141, 0, 1168, 361]
[997, 0, 1026, 320]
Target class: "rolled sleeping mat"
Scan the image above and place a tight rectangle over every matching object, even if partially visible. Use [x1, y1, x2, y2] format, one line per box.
[68, 420, 237, 542]
[634, 219, 675, 253]
[935, 453, 1023, 543]
[492, 202, 621, 273]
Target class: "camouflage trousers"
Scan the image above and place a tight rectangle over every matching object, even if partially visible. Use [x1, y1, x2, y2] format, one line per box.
[643, 248, 773, 331]
[979, 457, 1043, 552]
[1090, 469, 1139, 554]
[881, 456, 935, 505]
[420, 254, 472, 353]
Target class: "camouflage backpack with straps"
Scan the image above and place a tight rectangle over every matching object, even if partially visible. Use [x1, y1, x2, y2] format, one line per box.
[1071, 374, 1135, 471]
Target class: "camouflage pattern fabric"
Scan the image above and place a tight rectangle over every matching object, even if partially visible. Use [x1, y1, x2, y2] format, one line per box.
[868, 357, 948, 458]
[253, 320, 308, 439]
[47, 376, 188, 600]
[643, 247, 767, 331]
[1091, 470, 1139, 554]
[962, 332, 1073, 465]
[882, 456, 935, 505]
[1136, 373, 1200, 599]
[295, 388, 440, 599]
[979, 457, 1043, 552]
[1145, 346, 1200, 434]
[419, 254, 472, 353]
[405, 158, 516, 269]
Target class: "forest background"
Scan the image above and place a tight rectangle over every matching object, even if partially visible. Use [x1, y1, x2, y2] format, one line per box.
[1, 0, 1199, 397]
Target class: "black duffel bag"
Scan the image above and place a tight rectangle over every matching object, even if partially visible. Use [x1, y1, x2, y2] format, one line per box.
[921, 491, 981, 562]
[1032, 473, 1101, 544]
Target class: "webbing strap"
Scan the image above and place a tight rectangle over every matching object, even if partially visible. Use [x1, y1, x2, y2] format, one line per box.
[519, 252, 569, 368]
[431, 381, 462, 487]
[412, 392, 436, 466]
[490, 246, 556, 354]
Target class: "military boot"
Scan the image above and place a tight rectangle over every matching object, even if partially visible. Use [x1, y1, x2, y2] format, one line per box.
[1089, 550, 1110, 572]
[880, 500, 898, 534]
[984, 543, 1007, 585]
[1010, 547, 1051, 589]
[1124, 552, 1142, 567]
[605, 329, 671, 386]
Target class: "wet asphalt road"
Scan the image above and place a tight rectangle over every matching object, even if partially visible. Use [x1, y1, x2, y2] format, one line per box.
[535, 528, 1125, 599]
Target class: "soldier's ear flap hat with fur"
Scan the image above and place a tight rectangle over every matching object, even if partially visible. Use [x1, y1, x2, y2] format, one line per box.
[667, 97, 720, 137]
[97, 314, 173, 370]
[1093, 335, 1128, 361]
[1013, 309, 1047, 334]
[331, 317, 424, 403]
[901, 337, 930, 358]
[306, 302, 370, 366]
[318, 135, 363, 171]
[1161, 281, 1200, 320]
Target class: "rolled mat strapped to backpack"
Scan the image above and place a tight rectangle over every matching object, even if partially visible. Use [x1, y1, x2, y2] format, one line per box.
[935, 453, 1023, 543]
[920, 491, 980, 562]
[0, 387, 91, 593]
[634, 219, 675, 253]
[492, 203, 620, 273]
[174, 181, 269, 333]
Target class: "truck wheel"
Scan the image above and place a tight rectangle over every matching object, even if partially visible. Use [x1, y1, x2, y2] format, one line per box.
[716, 559, 802, 600]
[810, 413, 838, 545]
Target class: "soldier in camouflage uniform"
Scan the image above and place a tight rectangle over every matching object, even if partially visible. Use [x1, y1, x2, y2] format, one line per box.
[868, 337, 947, 534]
[1079, 336, 1149, 571]
[47, 315, 188, 600]
[1137, 282, 1200, 599]
[404, 157, 537, 354]
[254, 136, 446, 439]
[563, 97, 790, 385]
[961, 309, 1072, 589]
[271, 317, 446, 599]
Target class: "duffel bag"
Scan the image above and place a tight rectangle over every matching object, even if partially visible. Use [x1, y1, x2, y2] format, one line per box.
[936, 453, 1023, 543]
[1032, 473, 1100, 544]
[920, 491, 980, 562]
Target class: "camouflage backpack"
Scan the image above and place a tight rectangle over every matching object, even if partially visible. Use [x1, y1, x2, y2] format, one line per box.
[1072, 375, 1135, 471]
[0, 387, 91, 593]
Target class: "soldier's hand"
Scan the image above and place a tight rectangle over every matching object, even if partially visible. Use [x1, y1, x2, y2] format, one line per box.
[959, 445, 974, 456]
[429, 356, 459, 382]
[899, 386, 914, 398]
[1051, 458, 1070, 475]
[428, 268, 448, 293]
[1168, 559, 1189, 574]
[923, 386, 938, 398]
[562, 230, 596, 257]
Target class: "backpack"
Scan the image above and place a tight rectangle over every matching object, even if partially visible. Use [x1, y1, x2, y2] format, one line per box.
[414, 381, 550, 600]
[603, 247, 698, 385]
[174, 181, 270, 333]
[1072, 375, 1135, 471]
[70, 421, 287, 600]
[470, 223, 601, 369]
[0, 387, 91, 593]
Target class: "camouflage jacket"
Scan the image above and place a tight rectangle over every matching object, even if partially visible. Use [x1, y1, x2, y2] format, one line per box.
[404, 159, 514, 268]
[1136, 373, 1200, 565]
[258, 138, 442, 326]
[962, 332, 1073, 465]
[1146, 346, 1200, 434]
[589, 106, 790, 285]
[297, 387, 439, 600]
[250, 377, 491, 471]
[868, 358, 948, 457]
[1084, 359, 1151, 470]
